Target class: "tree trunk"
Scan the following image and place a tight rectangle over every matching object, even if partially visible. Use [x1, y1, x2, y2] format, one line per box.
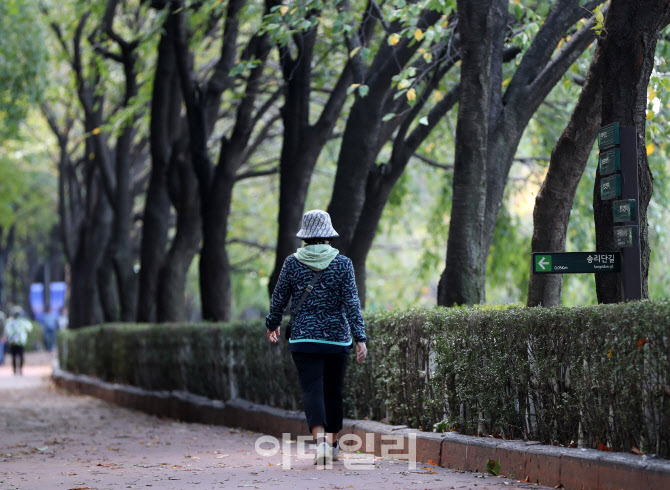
[268, 4, 378, 295]
[137, 11, 182, 322]
[157, 147, 202, 322]
[437, 0, 500, 306]
[594, 0, 669, 303]
[199, 172, 235, 321]
[527, 43, 604, 307]
[327, 9, 443, 256]
[69, 178, 113, 328]
[267, 25, 321, 296]
[440, 0, 603, 305]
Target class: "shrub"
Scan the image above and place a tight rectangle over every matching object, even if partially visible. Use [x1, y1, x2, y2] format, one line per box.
[58, 299, 670, 457]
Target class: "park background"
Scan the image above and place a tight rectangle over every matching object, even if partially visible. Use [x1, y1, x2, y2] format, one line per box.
[1, 0, 670, 464]
[2, 0, 670, 326]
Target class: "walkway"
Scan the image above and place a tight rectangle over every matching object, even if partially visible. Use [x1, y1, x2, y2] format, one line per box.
[0, 352, 548, 489]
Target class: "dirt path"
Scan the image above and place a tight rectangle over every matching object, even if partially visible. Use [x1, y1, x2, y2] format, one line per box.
[0, 352, 548, 489]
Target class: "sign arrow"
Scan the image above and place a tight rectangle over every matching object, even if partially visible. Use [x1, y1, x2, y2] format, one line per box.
[538, 257, 549, 270]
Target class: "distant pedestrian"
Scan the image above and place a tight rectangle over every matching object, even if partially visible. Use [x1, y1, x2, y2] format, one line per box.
[41, 309, 58, 351]
[265, 209, 367, 466]
[5, 310, 33, 375]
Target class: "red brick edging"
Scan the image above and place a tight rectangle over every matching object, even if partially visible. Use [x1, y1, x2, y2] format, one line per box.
[52, 367, 670, 490]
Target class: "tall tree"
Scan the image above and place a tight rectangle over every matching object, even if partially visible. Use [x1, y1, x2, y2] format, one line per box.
[266, 0, 377, 296]
[173, 0, 279, 321]
[438, 0, 605, 306]
[325, 3, 467, 306]
[137, 7, 184, 322]
[43, 0, 152, 326]
[437, 0, 504, 306]
[593, 0, 670, 303]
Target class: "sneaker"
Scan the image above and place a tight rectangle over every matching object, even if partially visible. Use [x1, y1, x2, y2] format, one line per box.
[314, 441, 333, 466]
[331, 441, 339, 461]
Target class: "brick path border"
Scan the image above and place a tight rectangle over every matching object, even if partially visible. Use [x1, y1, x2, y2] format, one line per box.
[52, 367, 670, 490]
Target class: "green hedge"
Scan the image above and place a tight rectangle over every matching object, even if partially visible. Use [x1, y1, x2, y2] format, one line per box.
[58, 300, 670, 457]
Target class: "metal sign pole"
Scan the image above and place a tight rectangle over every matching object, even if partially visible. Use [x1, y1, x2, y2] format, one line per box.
[618, 127, 642, 300]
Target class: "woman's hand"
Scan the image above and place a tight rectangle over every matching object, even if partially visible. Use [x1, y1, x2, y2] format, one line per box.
[267, 327, 280, 343]
[356, 342, 367, 363]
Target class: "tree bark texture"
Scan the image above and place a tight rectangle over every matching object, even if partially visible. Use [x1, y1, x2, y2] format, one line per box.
[68, 174, 113, 328]
[527, 43, 604, 307]
[437, 0, 500, 306]
[594, 0, 670, 303]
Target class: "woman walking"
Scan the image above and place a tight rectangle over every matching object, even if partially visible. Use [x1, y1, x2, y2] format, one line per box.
[266, 209, 367, 466]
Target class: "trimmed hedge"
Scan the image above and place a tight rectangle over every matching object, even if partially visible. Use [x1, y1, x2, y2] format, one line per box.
[59, 300, 670, 457]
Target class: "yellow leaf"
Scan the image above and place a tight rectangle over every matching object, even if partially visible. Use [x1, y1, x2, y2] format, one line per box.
[279, 5, 288, 15]
[502, 78, 511, 87]
[423, 52, 433, 63]
[414, 29, 423, 41]
[532, 137, 538, 144]
[92, 127, 101, 135]
[607, 347, 614, 358]
[649, 88, 656, 101]
[349, 83, 361, 89]
[349, 46, 361, 58]
[433, 90, 444, 103]
[647, 110, 654, 120]
[388, 33, 400, 46]
[646, 143, 655, 155]
[398, 79, 410, 89]
[426, 142, 435, 154]
[407, 88, 416, 102]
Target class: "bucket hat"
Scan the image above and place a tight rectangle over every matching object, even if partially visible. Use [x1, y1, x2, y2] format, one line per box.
[296, 209, 339, 239]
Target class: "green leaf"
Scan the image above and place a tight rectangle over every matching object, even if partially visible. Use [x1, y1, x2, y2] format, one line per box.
[486, 459, 501, 476]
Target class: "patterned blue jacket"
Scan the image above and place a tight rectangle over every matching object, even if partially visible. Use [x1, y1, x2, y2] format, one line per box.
[266, 254, 367, 349]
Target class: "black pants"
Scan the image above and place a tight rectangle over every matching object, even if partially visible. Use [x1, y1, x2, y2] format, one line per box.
[9, 344, 24, 374]
[291, 351, 349, 433]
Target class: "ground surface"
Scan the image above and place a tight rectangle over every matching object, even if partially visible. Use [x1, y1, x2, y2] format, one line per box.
[0, 351, 549, 489]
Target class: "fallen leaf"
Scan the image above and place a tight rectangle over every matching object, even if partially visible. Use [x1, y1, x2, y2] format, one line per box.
[631, 448, 643, 456]
[598, 443, 612, 452]
[427, 459, 438, 466]
[637, 337, 648, 349]
[554, 484, 565, 489]
[523, 475, 531, 482]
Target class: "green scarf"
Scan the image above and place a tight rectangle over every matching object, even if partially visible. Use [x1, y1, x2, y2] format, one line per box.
[294, 244, 339, 271]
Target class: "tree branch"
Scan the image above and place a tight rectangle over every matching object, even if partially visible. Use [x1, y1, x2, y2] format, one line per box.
[412, 152, 453, 171]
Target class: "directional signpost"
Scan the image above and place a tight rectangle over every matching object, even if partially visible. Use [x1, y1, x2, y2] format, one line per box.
[532, 252, 621, 274]
[530, 122, 641, 300]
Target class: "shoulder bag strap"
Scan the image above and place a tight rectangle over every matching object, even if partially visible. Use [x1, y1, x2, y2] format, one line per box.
[288, 270, 323, 324]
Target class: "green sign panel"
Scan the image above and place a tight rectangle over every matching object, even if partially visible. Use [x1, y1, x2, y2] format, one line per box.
[613, 199, 637, 222]
[599, 148, 620, 175]
[532, 252, 621, 274]
[614, 225, 639, 248]
[600, 174, 621, 200]
[598, 122, 620, 150]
